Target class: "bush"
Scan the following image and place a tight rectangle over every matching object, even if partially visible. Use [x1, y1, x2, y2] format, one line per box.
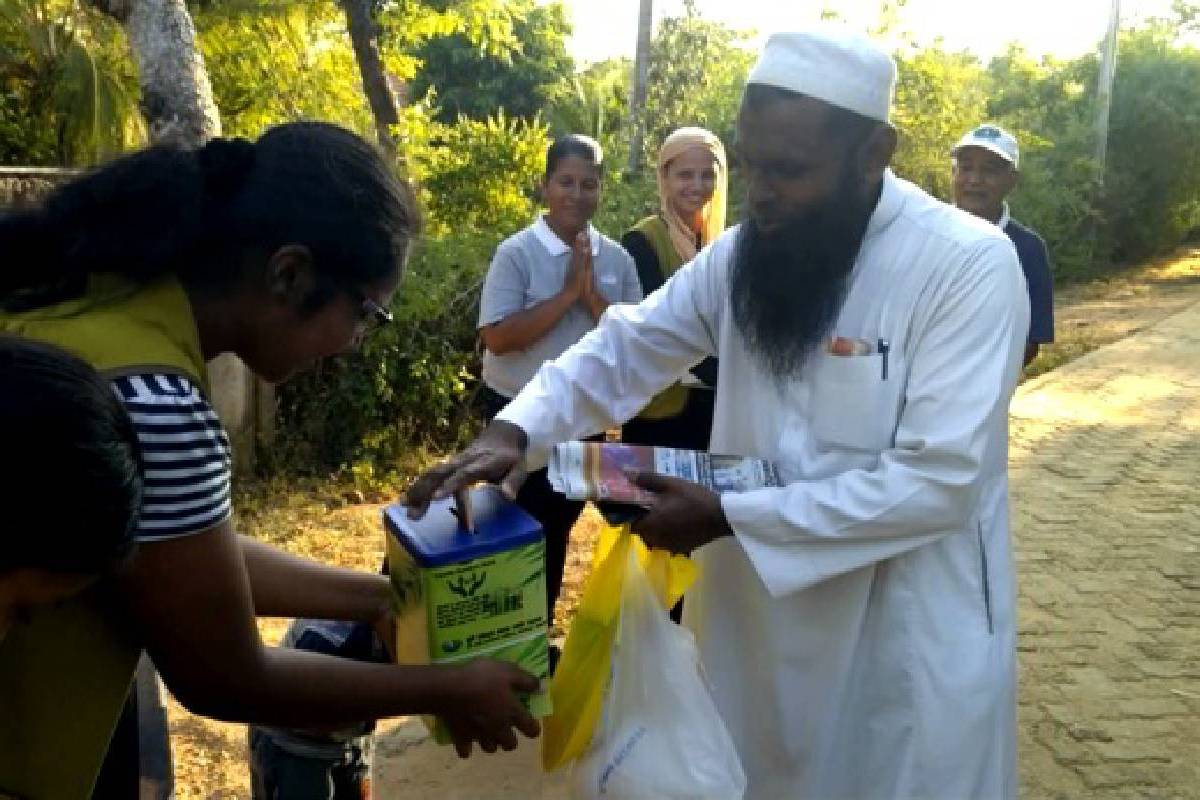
[1101, 28, 1200, 263]
[984, 48, 1104, 279]
[891, 45, 988, 200]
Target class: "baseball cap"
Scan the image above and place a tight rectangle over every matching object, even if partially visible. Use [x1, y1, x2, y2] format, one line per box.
[952, 124, 1019, 168]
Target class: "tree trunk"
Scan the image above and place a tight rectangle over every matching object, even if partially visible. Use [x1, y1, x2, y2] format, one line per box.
[1093, 0, 1121, 177]
[1089, 0, 1121, 271]
[92, 0, 220, 144]
[341, 0, 399, 158]
[627, 0, 652, 175]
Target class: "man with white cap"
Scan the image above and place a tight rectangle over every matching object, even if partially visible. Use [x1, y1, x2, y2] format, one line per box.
[408, 25, 1027, 799]
[953, 124, 1055, 365]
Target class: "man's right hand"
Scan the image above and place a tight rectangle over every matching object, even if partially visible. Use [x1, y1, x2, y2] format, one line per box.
[405, 419, 529, 519]
[439, 659, 542, 758]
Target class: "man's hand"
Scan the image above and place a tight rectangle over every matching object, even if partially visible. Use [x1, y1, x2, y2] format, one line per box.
[438, 659, 542, 758]
[405, 420, 529, 519]
[628, 472, 735, 555]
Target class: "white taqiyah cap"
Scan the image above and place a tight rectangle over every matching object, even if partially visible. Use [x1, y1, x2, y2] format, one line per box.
[746, 25, 897, 123]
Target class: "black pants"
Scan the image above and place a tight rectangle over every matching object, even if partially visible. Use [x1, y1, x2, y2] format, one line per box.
[480, 387, 594, 625]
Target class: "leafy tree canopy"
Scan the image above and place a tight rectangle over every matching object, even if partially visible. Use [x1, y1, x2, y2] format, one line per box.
[407, 0, 572, 123]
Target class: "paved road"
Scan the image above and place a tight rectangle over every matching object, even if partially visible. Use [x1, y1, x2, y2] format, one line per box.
[1011, 300, 1200, 798]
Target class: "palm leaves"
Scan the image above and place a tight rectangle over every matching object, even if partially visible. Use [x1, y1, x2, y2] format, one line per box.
[0, 0, 143, 165]
[545, 60, 629, 141]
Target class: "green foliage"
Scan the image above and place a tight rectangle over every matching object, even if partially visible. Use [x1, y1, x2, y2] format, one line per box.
[972, 21, 1200, 275]
[984, 47, 1101, 278]
[543, 58, 630, 141]
[405, 108, 548, 236]
[196, 1, 374, 139]
[890, 45, 988, 199]
[592, 165, 656, 238]
[375, 0, 538, 85]
[1102, 28, 1200, 262]
[408, 0, 572, 123]
[0, 0, 143, 165]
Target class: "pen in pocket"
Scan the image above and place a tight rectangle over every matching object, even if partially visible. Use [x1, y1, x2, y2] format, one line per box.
[878, 338, 890, 380]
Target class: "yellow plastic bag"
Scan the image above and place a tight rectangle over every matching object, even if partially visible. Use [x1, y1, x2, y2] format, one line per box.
[541, 524, 696, 771]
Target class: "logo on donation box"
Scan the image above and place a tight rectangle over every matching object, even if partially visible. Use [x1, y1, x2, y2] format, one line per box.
[447, 570, 487, 598]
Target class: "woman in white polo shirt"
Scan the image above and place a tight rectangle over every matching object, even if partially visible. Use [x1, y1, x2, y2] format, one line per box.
[477, 134, 641, 643]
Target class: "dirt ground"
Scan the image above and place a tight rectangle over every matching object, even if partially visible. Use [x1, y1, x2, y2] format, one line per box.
[166, 248, 1200, 799]
[1022, 247, 1200, 380]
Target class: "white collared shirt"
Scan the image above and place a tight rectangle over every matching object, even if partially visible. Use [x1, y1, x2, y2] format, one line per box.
[531, 214, 601, 257]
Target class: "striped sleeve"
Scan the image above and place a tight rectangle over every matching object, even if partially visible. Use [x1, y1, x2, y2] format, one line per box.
[112, 373, 233, 541]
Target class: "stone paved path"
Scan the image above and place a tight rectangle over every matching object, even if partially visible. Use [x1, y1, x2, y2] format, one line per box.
[375, 299, 1200, 799]
[1010, 299, 1200, 798]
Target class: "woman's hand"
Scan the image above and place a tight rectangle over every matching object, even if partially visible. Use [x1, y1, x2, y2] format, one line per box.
[573, 232, 609, 321]
[438, 659, 542, 757]
[562, 231, 591, 302]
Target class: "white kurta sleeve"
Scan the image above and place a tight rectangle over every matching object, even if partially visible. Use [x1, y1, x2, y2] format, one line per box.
[724, 236, 1030, 598]
[497, 239, 726, 467]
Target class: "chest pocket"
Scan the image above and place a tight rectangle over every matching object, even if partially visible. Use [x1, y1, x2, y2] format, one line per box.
[808, 349, 906, 452]
[596, 269, 622, 302]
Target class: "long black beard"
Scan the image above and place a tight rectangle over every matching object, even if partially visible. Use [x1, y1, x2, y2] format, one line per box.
[730, 179, 876, 381]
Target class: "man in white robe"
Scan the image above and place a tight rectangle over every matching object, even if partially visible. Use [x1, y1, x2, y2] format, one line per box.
[408, 25, 1029, 799]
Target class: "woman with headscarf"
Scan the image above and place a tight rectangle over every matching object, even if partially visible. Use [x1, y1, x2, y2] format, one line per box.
[620, 126, 728, 451]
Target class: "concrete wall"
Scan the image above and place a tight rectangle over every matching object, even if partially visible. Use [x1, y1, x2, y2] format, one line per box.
[0, 167, 66, 207]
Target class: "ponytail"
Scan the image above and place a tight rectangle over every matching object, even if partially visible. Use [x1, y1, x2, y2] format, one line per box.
[2, 122, 418, 312]
[1, 145, 211, 309]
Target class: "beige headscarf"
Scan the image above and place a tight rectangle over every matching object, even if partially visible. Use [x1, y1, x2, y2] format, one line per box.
[656, 127, 728, 263]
